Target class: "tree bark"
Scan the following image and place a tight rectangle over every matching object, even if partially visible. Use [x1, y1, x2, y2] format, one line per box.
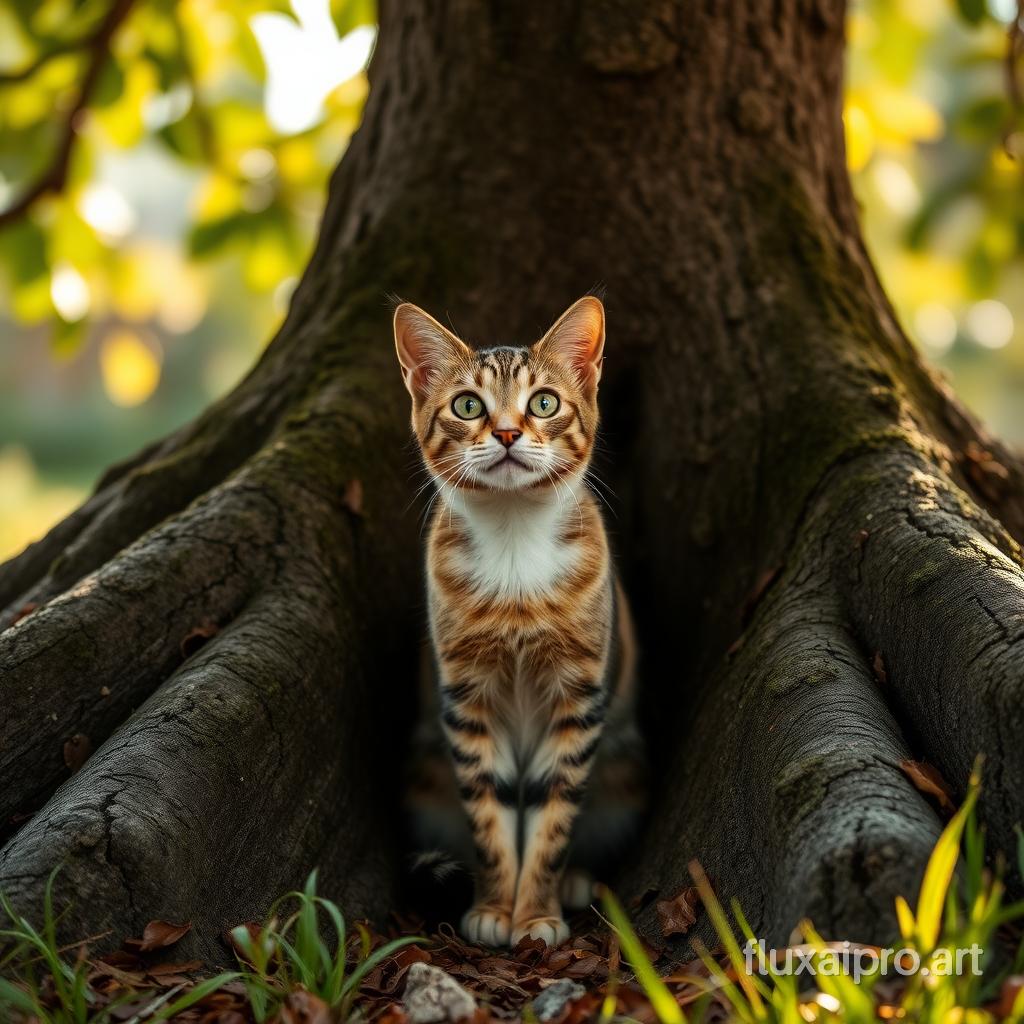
[3, 0, 1024, 961]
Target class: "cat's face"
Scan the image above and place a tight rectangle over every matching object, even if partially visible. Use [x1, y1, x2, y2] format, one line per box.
[394, 297, 605, 494]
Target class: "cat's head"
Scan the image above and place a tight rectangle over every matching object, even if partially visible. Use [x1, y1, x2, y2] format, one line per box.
[394, 296, 605, 493]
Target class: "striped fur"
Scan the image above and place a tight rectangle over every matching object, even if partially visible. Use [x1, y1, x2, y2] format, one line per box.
[395, 297, 646, 948]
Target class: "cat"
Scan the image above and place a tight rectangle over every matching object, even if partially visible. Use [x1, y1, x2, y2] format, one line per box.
[395, 296, 646, 948]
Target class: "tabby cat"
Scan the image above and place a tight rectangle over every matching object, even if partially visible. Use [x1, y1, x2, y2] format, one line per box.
[395, 296, 645, 948]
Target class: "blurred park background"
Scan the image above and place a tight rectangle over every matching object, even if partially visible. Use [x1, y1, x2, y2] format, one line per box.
[0, 0, 1022, 562]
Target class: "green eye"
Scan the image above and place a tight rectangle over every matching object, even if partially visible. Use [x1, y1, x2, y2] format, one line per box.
[528, 391, 560, 418]
[452, 393, 484, 419]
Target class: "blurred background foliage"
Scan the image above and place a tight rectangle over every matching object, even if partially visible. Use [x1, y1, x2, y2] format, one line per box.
[0, 0, 1021, 561]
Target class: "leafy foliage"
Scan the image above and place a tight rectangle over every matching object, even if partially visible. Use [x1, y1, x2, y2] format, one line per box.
[846, 0, 1024, 363]
[0, 0, 374, 345]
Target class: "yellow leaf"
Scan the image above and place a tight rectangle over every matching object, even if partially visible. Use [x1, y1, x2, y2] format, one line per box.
[844, 101, 875, 172]
[193, 172, 243, 220]
[10, 277, 53, 323]
[600, 886, 686, 1024]
[870, 86, 944, 145]
[915, 779, 978, 952]
[244, 230, 294, 291]
[100, 329, 162, 407]
[894, 895, 915, 941]
[93, 60, 156, 147]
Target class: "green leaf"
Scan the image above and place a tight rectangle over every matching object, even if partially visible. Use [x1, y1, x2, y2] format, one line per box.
[955, 0, 987, 25]
[157, 109, 207, 163]
[150, 972, 241, 1021]
[330, 0, 375, 36]
[0, 978, 38, 1014]
[52, 314, 88, 356]
[188, 210, 251, 258]
[0, 219, 48, 286]
[92, 57, 125, 107]
[956, 96, 1010, 141]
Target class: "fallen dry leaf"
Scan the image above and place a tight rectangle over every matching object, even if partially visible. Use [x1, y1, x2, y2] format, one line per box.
[900, 760, 955, 815]
[278, 987, 333, 1024]
[126, 919, 192, 953]
[11, 602, 38, 626]
[741, 566, 783, 627]
[963, 442, 1010, 502]
[656, 886, 700, 938]
[180, 620, 220, 659]
[63, 734, 93, 773]
[996, 975, 1024, 1018]
[146, 960, 203, 976]
[871, 651, 888, 687]
[344, 478, 365, 516]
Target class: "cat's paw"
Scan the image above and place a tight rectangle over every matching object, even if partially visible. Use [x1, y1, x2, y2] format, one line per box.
[559, 869, 595, 911]
[511, 914, 569, 947]
[461, 904, 512, 946]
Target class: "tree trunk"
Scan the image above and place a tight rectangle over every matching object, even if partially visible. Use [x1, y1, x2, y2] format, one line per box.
[3, 0, 1024, 962]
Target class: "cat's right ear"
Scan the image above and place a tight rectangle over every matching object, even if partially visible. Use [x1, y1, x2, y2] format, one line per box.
[394, 303, 471, 400]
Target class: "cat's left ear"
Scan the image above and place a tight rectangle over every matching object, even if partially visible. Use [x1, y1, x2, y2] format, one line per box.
[535, 296, 605, 387]
[394, 302, 472, 400]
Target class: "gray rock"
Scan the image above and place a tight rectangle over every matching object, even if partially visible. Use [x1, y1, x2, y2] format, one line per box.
[402, 962, 477, 1024]
[530, 978, 586, 1021]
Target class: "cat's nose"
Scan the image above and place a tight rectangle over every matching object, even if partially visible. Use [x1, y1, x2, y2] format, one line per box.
[492, 429, 522, 449]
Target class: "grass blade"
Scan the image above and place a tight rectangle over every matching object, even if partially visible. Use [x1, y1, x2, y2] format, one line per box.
[598, 885, 685, 1024]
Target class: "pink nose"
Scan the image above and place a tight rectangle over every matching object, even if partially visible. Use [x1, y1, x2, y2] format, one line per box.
[492, 429, 522, 448]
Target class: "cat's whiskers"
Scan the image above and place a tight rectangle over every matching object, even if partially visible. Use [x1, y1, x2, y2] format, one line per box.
[444, 460, 480, 528]
[546, 449, 615, 518]
[542, 460, 584, 535]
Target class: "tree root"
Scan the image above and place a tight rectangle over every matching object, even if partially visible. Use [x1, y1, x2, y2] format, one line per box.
[0, 466, 283, 829]
[624, 532, 943, 948]
[832, 449, 1024, 860]
[0, 584, 399, 963]
[0, 393, 280, 629]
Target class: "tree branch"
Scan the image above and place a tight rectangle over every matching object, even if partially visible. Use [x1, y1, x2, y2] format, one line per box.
[0, 0, 135, 229]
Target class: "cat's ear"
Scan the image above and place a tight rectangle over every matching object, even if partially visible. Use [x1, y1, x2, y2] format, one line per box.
[394, 303, 471, 399]
[535, 296, 605, 387]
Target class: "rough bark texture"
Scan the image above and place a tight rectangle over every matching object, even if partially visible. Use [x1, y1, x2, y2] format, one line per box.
[3, 0, 1024, 962]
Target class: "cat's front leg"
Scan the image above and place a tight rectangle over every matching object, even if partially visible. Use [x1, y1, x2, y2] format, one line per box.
[440, 683, 519, 946]
[511, 692, 604, 946]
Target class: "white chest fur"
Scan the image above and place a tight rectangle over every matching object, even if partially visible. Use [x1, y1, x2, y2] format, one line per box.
[445, 488, 582, 599]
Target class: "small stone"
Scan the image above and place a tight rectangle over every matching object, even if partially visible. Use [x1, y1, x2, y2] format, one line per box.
[100, 686, 111, 697]
[403, 962, 476, 1024]
[531, 978, 586, 1021]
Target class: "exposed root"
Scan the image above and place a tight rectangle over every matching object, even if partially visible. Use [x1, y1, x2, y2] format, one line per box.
[831, 449, 1024, 858]
[0, 404, 277, 629]
[625, 575, 942, 949]
[0, 467, 283, 828]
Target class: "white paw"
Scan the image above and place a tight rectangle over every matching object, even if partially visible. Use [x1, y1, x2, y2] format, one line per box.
[461, 905, 512, 946]
[511, 915, 569, 947]
[560, 869, 595, 911]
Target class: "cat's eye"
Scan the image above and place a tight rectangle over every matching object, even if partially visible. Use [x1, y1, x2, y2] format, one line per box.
[528, 391, 560, 418]
[451, 393, 485, 419]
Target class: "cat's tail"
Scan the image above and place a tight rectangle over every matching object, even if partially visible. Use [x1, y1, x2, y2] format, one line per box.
[405, 850, 472, 925]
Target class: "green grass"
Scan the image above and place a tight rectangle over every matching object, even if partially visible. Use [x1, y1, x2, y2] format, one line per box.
[4, 769, 1024, 1023]
[603, 763, 1024, 1024]
[0, 869, 421, 1023]
[228, 869, 423, 1021]
[0, 870, 236, 1023]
